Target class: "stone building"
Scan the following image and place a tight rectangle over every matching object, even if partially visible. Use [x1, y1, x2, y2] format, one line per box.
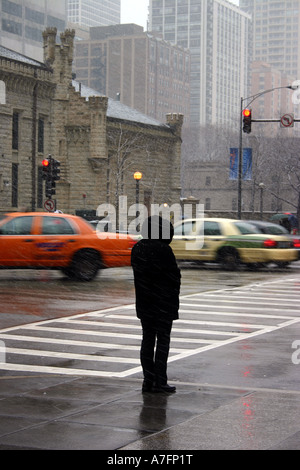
[0, 28, 183, 221]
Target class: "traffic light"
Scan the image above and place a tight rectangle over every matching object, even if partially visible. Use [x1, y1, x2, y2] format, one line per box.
[41, 155, 60, 199]
[242, 108, 252, 134]
[42, 158, 50, 180]
[45, 178, 54, 198]
[52, 159, 61, 181]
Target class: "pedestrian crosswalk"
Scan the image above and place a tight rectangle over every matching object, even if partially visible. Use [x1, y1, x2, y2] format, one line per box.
[0, 277, 300, 378]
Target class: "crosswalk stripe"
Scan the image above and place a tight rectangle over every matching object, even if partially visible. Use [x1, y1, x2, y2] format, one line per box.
[0, 276, 300, 378]
[5, 347, 141, 364]
[0, 333, 189, 352]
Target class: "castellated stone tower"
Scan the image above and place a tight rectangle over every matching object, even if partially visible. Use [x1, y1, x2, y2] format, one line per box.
[166, 114, 184, 191]
[43, 28, 75, 96]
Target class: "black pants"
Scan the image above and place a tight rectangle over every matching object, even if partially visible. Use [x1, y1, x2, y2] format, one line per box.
[140, 317, 173, 386]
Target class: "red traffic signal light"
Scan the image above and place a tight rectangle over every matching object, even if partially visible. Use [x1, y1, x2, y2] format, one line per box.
[242, 108, 252, 134]
[42, 159, 50, 180]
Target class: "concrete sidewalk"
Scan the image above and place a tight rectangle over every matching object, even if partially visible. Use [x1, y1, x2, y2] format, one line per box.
[0, 373, 300, 450]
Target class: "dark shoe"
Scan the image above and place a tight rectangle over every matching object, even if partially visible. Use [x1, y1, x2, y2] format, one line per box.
[142, 380, 153, 393]
[153, 383, 176, 393]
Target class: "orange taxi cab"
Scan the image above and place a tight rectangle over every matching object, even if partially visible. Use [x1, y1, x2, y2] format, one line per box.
[0, 212, 136, 281]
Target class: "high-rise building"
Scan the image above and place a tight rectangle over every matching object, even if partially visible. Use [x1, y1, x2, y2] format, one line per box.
[0, 0, 67, 61]
[149, 0, 251, 127]
[240, 0, 300, 135]
[73, 24, 191, 124]
[67, 0, 120, 28]
[240, 0, 300, 78]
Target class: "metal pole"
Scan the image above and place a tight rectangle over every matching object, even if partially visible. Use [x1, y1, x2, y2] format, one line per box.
[238, 97, 243, 219]
[237, 85, 298, 220]
[31, 70, 38, 212]
[136, 179, 140, 233]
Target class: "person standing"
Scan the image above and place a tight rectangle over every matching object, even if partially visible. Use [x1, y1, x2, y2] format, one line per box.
[131, 215, 181, 393]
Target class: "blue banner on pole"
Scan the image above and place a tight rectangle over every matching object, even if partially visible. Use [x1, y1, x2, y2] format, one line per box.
[229, 148, 252, 180]
[229, 148, 238, 180]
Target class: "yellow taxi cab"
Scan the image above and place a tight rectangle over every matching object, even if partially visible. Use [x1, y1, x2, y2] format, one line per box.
[0, 212, 136, 281]
[171, 218, 298, 269]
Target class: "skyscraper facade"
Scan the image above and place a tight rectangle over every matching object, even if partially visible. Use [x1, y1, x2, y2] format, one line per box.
[68, 0, 120, 28]
[0, 0, 67, 61]
[149, 0, 251, 127]
[240, 0, 300, 78]
[73, 24, 191, 124]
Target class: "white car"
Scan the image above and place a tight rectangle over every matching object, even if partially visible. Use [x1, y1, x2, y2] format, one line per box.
[171, 218, 298, 269]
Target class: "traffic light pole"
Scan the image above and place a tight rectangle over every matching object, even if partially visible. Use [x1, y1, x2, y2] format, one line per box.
[238, 97, 243, 219]
[237, 84, 298, 220]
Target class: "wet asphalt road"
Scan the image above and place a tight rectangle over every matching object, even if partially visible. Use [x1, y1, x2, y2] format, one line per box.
[0, 262, 299, 328]
[1, 263, 300, 450]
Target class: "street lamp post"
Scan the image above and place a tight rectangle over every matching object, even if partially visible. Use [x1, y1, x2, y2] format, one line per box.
[134, 171, 142, 232]
[238, 85, 297, 219]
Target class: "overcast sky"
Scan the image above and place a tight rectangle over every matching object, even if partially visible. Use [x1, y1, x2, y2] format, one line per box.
[121, 0, 149, 29]
[121, 0, 240, 29]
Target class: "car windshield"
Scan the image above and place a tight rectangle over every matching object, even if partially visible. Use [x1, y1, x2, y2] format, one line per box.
[261, 224, 288, 235]
[174, 220, 203, 236]
[247, 222, 289, 235]
[234, 222, 258, 234]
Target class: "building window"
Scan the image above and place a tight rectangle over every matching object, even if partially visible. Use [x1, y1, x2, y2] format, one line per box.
[47, 15, 65, 31]
[2, 0, 22, 17]
[25, 25, 43, 42]
[2, 18, 22, 36]
[12, 163, 18, 207]
[25, 7, 45, 25]
[12, 112, 19, 150]
[205, 198, 211, 210]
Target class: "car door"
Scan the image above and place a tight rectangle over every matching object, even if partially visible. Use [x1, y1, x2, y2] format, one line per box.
[34, 215, 79, 267]
[171, 219, 204, 260]
[0, 215, 35, 266]
[199, 221, 225, 261]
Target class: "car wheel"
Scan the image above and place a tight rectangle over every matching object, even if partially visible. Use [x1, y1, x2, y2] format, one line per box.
[68, 250, 101, 281]
[275, 261, 290, 268]
[218, 248, 239, 271]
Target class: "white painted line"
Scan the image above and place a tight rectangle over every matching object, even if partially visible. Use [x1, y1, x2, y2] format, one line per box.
[0, 333, 187, 353]
[0, 362, 128, 377]
[31, 325, 243, 338]
[122, 318, 300, 377]
[183, 296, 300, 306]
[1, 275, 300, 379]
[179, 309, 296, 320]
[201, 293, 300, 303]
[67, 317, 268, 331]
[0, 304, 136, 334]
[180, 302, 299, 313]
[99, 315, 267, 329]
[5, 348, 140, 364]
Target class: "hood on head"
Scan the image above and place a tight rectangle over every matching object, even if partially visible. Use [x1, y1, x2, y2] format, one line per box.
[141, 215, 174, 244]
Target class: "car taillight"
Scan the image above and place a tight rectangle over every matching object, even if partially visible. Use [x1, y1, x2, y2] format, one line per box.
[263, 239, 277, 248]
[293, 239, 300, 248]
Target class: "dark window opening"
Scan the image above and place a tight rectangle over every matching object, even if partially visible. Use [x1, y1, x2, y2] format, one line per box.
[12, 112, 19, 150]
[38, 118, 44, 153]
[12, 163, 18, 207]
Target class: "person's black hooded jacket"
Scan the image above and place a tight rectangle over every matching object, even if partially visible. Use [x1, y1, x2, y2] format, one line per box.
[131, 216, 181, 321]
